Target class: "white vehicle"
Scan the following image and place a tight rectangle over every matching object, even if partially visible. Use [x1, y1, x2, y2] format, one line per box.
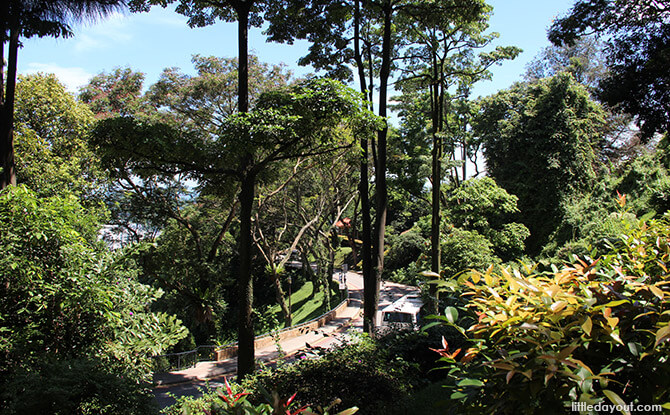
[380, 294, 423, 329]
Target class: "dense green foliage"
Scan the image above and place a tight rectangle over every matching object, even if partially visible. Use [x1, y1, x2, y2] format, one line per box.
[13, 73, 107, 205]
[431, 205, 670, 414]
[475, 73, 606, 253]
[3, 1, 669, 413]
[0, 186, 187, 414]
[444, 177, 529, 261]
[548, 0, 670, 139]
[386, 177, 528, 284]
[384, 231, 425, 276]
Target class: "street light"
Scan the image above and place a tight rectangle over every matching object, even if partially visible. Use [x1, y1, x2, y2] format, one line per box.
[287, 275, 292, 325]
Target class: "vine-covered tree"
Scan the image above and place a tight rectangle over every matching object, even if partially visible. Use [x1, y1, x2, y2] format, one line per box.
[474, 73, 606, 253]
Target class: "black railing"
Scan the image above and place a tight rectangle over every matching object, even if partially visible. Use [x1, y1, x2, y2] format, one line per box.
[153, 273, 352, 373]
[152, 344, 218, 372]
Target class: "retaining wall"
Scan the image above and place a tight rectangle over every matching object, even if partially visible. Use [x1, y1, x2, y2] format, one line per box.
[215, 295, 350, 361]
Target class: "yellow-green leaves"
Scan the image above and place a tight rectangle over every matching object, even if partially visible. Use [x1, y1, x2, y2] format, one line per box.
[582, 316, 593, 336]
[655, 325, 670, 348]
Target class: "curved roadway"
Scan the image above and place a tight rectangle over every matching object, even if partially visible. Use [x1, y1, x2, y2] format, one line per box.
[153, 271, 419, 409]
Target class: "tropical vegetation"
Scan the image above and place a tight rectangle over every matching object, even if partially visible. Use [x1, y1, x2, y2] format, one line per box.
[1, 0, 668, 413]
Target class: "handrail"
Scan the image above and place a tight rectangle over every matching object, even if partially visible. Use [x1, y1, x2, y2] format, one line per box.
[216, 287, 349, 351]
[153, 286, 350, 371]
[152, 344, 218, 372]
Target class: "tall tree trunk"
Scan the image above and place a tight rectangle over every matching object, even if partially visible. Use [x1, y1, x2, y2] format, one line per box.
[429, 81, 442, 315]
[1, 29, 19, 190]
[237, 5, 249, 114]
[237, 171, 255, 380]
[367, 1, 392, 333]
[235, 4, 255, 380]
[300, 248, 318, 298]
[1, 37, 4, 105]
[354, 0, 375, 334]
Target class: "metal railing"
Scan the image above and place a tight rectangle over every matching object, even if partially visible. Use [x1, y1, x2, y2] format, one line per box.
[152, 275, 352, 373]
[152, 344, 218, 372]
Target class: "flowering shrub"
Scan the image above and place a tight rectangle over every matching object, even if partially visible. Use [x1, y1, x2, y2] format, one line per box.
[434, 203, 670, 413]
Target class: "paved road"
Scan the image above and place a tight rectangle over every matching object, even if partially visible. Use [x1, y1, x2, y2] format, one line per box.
[153, 272, 419, 409]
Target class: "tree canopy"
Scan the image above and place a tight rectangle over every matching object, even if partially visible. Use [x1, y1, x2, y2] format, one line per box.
[549, 0, 670, 139]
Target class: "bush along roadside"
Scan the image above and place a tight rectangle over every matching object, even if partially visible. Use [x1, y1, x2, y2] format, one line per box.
[164, 333, 423, 415]
[163, 376, 358, 415]
[430, 202, 670, 414]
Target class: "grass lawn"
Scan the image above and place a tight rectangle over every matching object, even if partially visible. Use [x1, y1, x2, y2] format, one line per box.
[334, 246, 352, 268]
[267, 280, 343, 329]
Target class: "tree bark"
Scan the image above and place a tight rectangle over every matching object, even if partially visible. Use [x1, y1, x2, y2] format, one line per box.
[237, 4, 249, 114]
[236, 171, 255, 380]
[0, 29, 19, 190]
[367, 0, 393, 333]
[355, 0, 376, 334]
[235, 2, 254, 380]
[269, 268, 291, 327]
[429, 81, 442, 315]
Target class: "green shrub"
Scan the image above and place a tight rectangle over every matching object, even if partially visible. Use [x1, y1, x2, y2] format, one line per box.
[385, 231, 426, 273]
[439, 226, 500, 279]
[245, 335, 420, 415]
[1, 359, 158, 415]
[0, 186, 188, 414]
[433, 206, 670, 414]
[444, 177, 529, 260]
[387, 261, 423, 285]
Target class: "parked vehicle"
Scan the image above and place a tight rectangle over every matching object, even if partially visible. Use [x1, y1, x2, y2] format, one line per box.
[380, 294, 423, 329]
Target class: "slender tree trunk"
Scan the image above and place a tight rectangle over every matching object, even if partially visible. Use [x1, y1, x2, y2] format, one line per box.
[300, 248, 318, 298]
[237, 7, 249, 114]
[355, 0, 376, 334]
[235, 4, 255, 380]
[367, 1, 392, 333]
[269, 268, 291, 327]
[1, 38, 4, 105]
[208, 200, 239, 262]
[1, 29, 19, 190]
[461, 114, 467, 182]
[429, 82, 441, 315]
[237, 171, 255, 380]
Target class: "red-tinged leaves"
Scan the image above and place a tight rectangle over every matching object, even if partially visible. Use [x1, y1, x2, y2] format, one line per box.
[286, 405, 309, 415]
[616, 190, 626, 208]
[460, 348, 479, 363]
[219, 377, 249, 405]
[506, 370, 515, 384]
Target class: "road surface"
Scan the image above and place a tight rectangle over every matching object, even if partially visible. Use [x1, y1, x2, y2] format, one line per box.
[153, 271, 419, 409]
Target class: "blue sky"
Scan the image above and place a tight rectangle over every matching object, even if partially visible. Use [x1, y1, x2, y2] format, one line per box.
[16, 0, 576, 100]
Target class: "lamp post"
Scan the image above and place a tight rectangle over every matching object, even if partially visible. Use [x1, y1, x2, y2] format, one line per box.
[287, 275, 292, 326]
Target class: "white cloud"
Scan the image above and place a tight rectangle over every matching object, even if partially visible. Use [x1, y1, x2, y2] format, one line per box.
[73, 11, 133, 53]
[24, 63, 92, 92]
[149, 11, 188, 28]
